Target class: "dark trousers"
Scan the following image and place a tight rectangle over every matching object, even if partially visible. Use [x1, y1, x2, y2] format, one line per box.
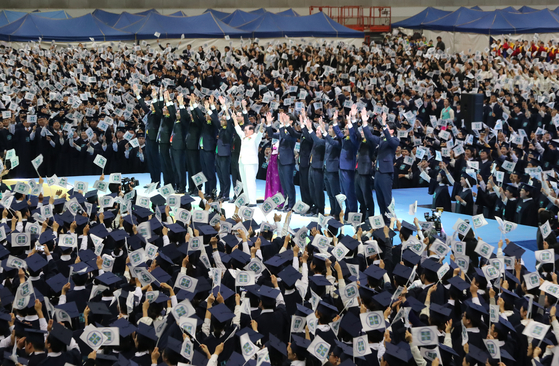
[171, 148, 186, 192]
[374, 171, 394, 223]
[158, 143, 174, 186]
[145, 138, 161, 184]
[216, 155, 231, 198]
[339, 169, 357, 215]
[355, 174, 374, 219]
[200, 149, 217, 195]
[231, 152, 241, 196]
[279, 163, 296, 208]
[324, 171, 341, 217]
[309, 167, 325, 215]
[186, 149, 201, 192]
[299, 165, 313, 207]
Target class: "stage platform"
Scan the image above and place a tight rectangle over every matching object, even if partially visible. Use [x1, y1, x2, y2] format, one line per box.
[22, 173, 538, 271]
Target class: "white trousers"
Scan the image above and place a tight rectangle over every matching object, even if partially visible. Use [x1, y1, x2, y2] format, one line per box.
[239, 162, 258, 204]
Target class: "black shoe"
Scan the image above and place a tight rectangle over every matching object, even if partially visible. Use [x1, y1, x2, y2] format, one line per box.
[228, 198, 236, 203]
[247, 203, 257, 208]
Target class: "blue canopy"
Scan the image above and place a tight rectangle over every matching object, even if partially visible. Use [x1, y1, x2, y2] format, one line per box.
[0, 10, 71, 27]
[518, 6, 539, 13]
[499, 6, 520, 13]
[470, 6, 482, 11]
[250, 8, 268, 15]
[276, 9, 300, 17]
[0, 13, 133, 42]
[92, 9, 121, 27]
[135, 9, 159, 16]
[423, 7, 486, 31]
[494, 9, 559, 33]
[121, 12, 247, 39]
[392, 7, 451, 29]
[203, 9, 230, 20]
[454, 11, 517, 34]
[221, 10, 261, 27]
[113, 12, 145, 30]
[169, 11, 186, 17]
[239, 12, 362, 38]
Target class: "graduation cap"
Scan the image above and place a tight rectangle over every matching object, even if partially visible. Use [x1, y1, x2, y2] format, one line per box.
[372, 228, 396, 243]
[402, 249, 421, 265]
[364, 265, 386, 280]
[50, 323, 73, 345]
[399, 221, 417, 237]
[137, 322, 158, 342]
[466, 344, 489, 365]
[56, 302, 80, 319]
[180, 194, 195, 206]
[197, 224, 218, 236]
[95, 354, 118, 366]
[89, 223, 110, 238]
[317, 300, 338, 318]
[258, 285, 281, 301]
[327, 219, 343, 229]
[166, 223, 186, 235]
[464, 300, 487, 323]
[267, 333, 287, 356]
[340, 235, 360, 251]
[229, 249, 251, 266]
[393, 263, 412, 281]
[213, 285, 235, 302]
[222, 234, 240, 248]
[520, 183, 535, 195]
[150, 267, 172, 284]
[110, 317, 137, 338]
[87, 302, 112, 316]
[227, 352, 255, 366]
[96, 272, 122, 286]
[165, 336, 184, 356]
[84, 190, 98, 203]
[150, 194, 166, 207]
[384, 342, 412, 362]
[209, 303, 235, 323]
[404, 297, 425, 312]
[264, 254, 291, 273]
[421, 258, 441, 276]
[290, 335, 311, 356]
[295, 303, 313, 317]
[132, 206, 152, 221]
[495, 315, 516, 334]
[447, 276, 470, 292]
[309, 275, 331, 287]
[430, 303, 451, 321]
[25, 328, 47, 346]
[70, 261, 95, 275]
[236, 327, 264, 345]
[503, 241, 525, 259]
[109, 229, 129, 243]
[372, 291, 393, 308]
[46, 273, 68, 293]
[278, 265, 302, 287]
[25, 253, 47, 272]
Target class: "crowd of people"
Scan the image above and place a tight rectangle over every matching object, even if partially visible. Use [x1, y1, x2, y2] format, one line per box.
[0, 29, 557, 366]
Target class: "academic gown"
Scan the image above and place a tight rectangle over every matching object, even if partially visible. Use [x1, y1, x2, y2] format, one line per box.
[255, 306, 289, 344]
[514, 198, 538, 226]
[455, 188, 474, 215]
[429, 182, 452, 212]
[37, 350, 81, 366]
[27, 351, 47, 366]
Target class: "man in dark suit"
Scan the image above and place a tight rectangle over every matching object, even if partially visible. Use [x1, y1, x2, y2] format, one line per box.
[333, 109, 358, 217]
[170, 94, 189, 193]
[266, 113, 297, 210]
[216, 97, 234, 201]
[157, 90, 176, 188]
[356, 120, 376, 219]
[196, 97, 220, 198]
[483, 94, 503, 128]
[134, 85, 161, 185]
[297, 119, 313, 213]
[303, 118, 325, 215]
[362, 110, 399, 222]
[185, 95, 202, 195]
[322, 119, 342, 218]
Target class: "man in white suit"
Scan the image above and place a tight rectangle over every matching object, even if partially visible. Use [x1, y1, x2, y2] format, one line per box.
[234, 115, 264, 206]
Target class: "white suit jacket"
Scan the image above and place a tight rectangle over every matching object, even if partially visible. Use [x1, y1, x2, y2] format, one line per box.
[235, 125, 263, 165]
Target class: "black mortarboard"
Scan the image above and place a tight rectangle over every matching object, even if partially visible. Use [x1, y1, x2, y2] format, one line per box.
[466, 344, 489, 364]
[393, 263, 413, 281]
[364, 265, 386, 280]
[404, 297, 425, 312]
[384, 343, 412, 362]
[340, 235, 360, 251]
[87, 301, 112, 316]
[503, 241, 526, 259]
[25, 328, 47, 346]
[50, 323, 73, 345]
[25, 253, 47, 272]
[110, 317, 137, 338]
[96, 272, 121, 286]
[278, 265, 302, 287]
[308, 275, 331, 287]
[209, 303, 235, 323]
[402, 249, 421, 265]
[137, 323, 158, 342]
[447, 276, 470, 291]
[89, 223, 110, 238]
[372, 291, 393, 308]
[267, 333, 287, 356]
[400, 221, 417, 237]
[372, 228, 396, 242]
[317, 301, 338, 317]
[229, 250, 251, 266]
[46, 273, 68, 293]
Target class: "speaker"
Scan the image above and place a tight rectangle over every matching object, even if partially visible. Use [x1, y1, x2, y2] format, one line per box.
[460, 93, 484, 129]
